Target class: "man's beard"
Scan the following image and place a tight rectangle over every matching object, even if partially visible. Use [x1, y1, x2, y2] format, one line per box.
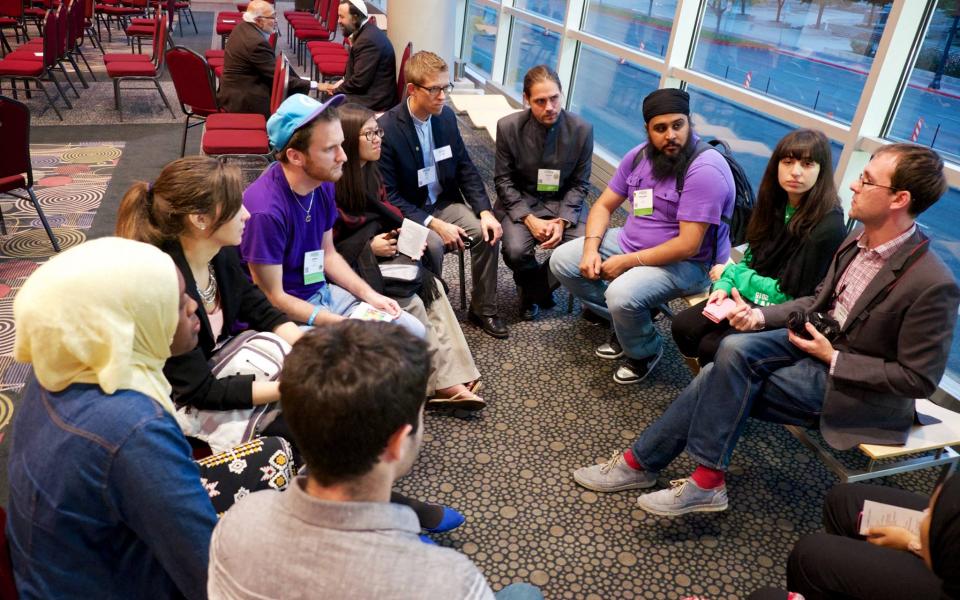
[649, 134, 695, 181]
[341, 21, 357, 37]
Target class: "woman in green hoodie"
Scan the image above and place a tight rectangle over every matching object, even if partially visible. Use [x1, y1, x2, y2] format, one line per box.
[672, 129, 846, 366]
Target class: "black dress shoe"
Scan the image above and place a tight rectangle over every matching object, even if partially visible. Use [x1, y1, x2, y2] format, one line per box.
[521, 303, 540, 321]
[468, 311, 509, 338]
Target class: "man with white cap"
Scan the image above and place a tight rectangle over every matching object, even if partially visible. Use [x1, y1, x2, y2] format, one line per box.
[316, 0, 398, 111]
[239, 93, 424, 337]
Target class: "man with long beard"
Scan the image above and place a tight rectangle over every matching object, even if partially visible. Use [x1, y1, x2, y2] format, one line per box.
[550, 89, 735, 384]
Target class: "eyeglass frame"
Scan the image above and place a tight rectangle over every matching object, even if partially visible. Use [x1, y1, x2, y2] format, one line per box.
[412, 82, 454, 97]
[857, 173, 900, 193]
[359, 127, 385, 142]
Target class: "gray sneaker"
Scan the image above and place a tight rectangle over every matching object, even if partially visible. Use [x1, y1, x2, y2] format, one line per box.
[573, 451, 658, 492]
[595, 333, 623, 359]
[636, 478, 729, 516]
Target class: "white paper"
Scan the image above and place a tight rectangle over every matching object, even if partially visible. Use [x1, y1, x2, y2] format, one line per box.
[349, 302, 397, 322]
[858, 500, 924, 536]
[379, 263, 419, 281]
[397, 218, 430, 260]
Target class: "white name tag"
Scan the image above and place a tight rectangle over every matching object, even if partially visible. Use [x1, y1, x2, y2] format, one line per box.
[632, 189, 653, 217]
[537, 168, 561, 192]
[433, 145, 452, 162]
[417, 165, 437, 188]
[303, 249, 324, 285]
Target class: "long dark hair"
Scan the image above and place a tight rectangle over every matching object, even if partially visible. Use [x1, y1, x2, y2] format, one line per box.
[334, 102, 380, 216]
[747, 129, 837, 245]
[746, 129, 840, 298]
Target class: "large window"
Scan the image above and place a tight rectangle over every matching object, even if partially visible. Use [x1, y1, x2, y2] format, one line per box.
[513, 0, 566, 23]
[690, 0, 893, 124]
[568, 46, 659, 157]
[889, 1, 960, 163]
[686, 86, 842, 187]
[917, 187, 960, 378]
[581, 0, 676, 57]
[463, 1, 499, 76]
[505, 18, 561, 94]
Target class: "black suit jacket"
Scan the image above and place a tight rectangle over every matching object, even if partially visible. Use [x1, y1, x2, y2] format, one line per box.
[218, 21, 310, 118]
[162, 241, 291, 411]
[378, 102, 491, 224]
[761, 228, 960, 450]
[493, 109, 593, 225]
[340, 20, 398, 111]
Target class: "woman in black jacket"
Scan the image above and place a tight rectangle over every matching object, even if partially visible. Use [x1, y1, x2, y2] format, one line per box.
[116, 156, 466, 534]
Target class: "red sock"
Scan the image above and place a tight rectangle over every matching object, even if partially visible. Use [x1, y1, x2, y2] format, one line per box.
[622, 450, 643, 471]
[690, 465, 725, 489]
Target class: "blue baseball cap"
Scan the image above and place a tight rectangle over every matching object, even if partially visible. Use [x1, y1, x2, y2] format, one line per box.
[267, 93, 346, 151]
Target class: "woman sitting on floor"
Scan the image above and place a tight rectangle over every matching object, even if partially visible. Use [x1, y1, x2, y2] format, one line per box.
[7, 237, 218, 599]
[115, 156, 465, 535]
[671, 128, 846, 367]
[333, 102, 485, 412]
[748, 477, 960, 599]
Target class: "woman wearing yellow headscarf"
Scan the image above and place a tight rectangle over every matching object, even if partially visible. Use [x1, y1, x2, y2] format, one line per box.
[6, 237, 216, 599]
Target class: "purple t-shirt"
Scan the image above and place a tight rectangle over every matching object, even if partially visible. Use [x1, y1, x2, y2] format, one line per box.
[609, 141, 735, 264]
[240, 162, 339, 301]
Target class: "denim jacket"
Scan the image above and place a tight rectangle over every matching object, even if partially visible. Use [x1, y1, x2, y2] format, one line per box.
[6, 378, 218, 599]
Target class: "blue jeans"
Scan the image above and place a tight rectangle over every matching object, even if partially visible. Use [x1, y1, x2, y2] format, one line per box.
[630, 329, 826, 471]
[549, 228, 710, 359]
[307, 283, 426, 339]
[495, 583, 544, 600]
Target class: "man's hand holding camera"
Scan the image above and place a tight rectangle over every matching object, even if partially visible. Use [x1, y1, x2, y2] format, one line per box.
[788, 323, 835, 364]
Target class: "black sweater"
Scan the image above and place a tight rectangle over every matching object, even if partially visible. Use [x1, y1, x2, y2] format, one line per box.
[162, 241, 291, 411]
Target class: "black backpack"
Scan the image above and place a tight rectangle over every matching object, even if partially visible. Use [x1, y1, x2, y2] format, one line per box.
[632, 139, 755, 249]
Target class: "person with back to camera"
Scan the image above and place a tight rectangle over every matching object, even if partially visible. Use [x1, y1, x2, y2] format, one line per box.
[494, 64, 594, 321]
[671, 129, 846, 368]
[333, 102, 486, 412]
[118, 155, 466, 535]
[207, 321, 545, 599]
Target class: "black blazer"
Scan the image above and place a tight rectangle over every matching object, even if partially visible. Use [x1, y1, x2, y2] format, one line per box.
[162, 241, 291, 411]
[493, 109, 593, 225]
[377, 102, 491, 224]
[218, 21, 310, 118]
[340, 20, 398, 111]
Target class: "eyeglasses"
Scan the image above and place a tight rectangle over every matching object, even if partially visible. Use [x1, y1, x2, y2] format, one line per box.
[259, 14, 276, 20]
[413, 83, 454, 96]
[858, 173, 899, 193]
[360, 127, 384, 142]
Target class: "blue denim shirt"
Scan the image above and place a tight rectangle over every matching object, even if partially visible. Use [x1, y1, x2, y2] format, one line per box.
[6, 379, 218, 600]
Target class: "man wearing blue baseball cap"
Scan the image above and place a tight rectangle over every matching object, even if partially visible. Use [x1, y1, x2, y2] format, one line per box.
[239, 93, 425, 337]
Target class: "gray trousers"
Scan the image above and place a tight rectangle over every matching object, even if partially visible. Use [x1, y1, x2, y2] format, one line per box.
[426, 202, 500, 316]
[397, 282, 480, 395]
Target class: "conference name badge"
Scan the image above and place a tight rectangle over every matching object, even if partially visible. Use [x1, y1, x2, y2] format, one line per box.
[303, 249, 325, 285]
[633, 189, 653, 217]
[417, 165, 437, 188]
[433, 145, 453, 162]
[537, 168, 561, 192]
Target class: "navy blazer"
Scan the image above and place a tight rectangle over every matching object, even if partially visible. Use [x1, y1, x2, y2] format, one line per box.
[377, 101, 491, 224]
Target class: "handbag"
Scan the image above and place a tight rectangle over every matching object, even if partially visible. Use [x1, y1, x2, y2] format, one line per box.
[175, 331, 291, 454]
[195, 436, 295, 515]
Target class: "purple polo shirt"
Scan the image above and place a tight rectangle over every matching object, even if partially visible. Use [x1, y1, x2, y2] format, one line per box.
[240, 162, 339, 301]
[609, 141, 735, 264]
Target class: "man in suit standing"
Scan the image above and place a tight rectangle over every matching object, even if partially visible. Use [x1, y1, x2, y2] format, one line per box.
[378, 51, 508, 339]
[573, 143, 960, 517]
[218, 0, 313, 118]
[317, 0, 398, 111]
[495, 65, 593, 320]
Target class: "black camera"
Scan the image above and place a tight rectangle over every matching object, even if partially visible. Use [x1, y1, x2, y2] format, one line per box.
[786, 311, 841, 342]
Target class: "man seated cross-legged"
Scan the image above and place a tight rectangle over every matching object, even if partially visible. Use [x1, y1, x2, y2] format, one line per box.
[574, 143, 960, 516]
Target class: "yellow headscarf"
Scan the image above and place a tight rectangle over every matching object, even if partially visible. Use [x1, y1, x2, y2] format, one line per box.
[14, 237, 181, 416]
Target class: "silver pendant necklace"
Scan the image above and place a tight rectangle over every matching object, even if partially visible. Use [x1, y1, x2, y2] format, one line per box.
[197, 262, 218, 306]
[293, 190, 315, 222]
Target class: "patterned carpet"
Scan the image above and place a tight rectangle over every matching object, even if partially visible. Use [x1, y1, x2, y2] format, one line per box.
[0, 110, 943, 599]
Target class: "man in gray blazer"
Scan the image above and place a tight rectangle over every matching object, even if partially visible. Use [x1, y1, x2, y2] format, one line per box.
[573, 143, 960, 517]
[494, 65, 593, 320]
